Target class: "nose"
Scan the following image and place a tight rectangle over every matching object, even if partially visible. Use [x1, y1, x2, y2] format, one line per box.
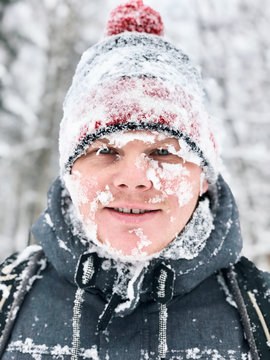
[112, 157, 153, 192]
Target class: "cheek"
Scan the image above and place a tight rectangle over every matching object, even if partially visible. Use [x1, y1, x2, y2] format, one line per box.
[81, 178, 99, 202]
[161, 176, 195, 207]
[148, 163, 197, 207]
[65, 172, 99, 209]
[71, 177, 114, 220]
[160, 175, 183, 191]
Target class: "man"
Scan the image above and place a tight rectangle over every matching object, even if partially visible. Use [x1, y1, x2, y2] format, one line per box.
[0, 1, 269, 359]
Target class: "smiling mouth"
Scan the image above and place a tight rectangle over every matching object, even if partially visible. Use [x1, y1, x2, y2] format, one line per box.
[107, 207, 159, 214]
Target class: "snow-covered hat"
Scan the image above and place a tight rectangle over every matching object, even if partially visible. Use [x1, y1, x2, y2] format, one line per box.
[59, 0, 219, 182]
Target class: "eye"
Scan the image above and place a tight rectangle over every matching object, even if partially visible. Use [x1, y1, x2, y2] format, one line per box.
[97, 147, 115, 155]
[97, 147, 116, 155]
[152, 148, 170, 156]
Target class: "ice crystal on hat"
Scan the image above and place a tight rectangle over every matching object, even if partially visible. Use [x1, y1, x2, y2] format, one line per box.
[106, 0, 164, 36]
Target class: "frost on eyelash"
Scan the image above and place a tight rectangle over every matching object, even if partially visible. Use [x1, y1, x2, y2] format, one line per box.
[96, 143, 109, 155]
[100, 133, 202, 167]
[129, 228, 152, 256]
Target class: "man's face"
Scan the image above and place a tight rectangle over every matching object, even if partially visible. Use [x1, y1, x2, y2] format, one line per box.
[67, 131, 208, 257]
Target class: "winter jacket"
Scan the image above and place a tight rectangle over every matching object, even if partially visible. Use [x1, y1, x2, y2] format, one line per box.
[0, 176, 270, 360]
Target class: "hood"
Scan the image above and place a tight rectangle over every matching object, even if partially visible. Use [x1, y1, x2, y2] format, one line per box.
[32, 175, 242, 315]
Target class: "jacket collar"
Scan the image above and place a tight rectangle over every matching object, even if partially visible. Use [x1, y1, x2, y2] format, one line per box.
[32, 175, 242, 314]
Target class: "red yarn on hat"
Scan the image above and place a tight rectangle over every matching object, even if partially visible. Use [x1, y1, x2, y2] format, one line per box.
[106, 0, 164, 36]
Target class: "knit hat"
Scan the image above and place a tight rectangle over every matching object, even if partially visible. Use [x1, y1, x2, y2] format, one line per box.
[59, 0, 219, 182]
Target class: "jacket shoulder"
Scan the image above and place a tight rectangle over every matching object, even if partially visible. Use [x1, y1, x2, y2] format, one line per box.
[0, 245, 44, 273]
[234, 256, 270, 291]
[224, 256, 270, 359]
[0, 246, 46, 356]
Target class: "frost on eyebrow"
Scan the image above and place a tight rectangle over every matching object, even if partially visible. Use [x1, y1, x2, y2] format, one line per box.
[95, 132, 203, 172]
[102, 131, 167, 148]
[129, 228, 152, 256]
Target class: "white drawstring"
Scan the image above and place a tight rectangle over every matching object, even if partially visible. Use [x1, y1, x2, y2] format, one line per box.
[71, 255, 95, 360]
[247, 291, 270, 346]
[71, 288, 84, 360]
[158, 303, 168, 360]
[157, 268, 169, 359]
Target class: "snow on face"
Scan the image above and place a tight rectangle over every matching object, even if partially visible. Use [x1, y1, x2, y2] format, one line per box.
[105, 132, 203, 208]
[65, 130, 208, 259]
[145, 159, 193, 207]
[64, 171, 115, 247]
[129, 228, 152, 256]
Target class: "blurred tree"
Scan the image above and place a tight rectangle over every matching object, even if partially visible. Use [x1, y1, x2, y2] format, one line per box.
[0, 0, 105, 259]
[0, 0, 269, 270]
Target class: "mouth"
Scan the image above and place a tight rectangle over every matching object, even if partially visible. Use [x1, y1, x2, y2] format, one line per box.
[105, 207, 161, 224]
[109, 207, 157, 214]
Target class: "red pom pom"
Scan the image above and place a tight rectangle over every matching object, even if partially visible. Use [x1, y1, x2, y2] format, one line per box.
[106, 0, 164, 37]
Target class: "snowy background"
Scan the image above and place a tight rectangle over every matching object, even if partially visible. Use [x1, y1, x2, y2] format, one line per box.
[0, 0, 269, 269]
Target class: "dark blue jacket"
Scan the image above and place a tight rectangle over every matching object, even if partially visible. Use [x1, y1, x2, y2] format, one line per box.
[1, 176, 269, 359]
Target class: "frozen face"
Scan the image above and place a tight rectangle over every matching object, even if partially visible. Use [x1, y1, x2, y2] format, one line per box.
[66, 131, 208, 257]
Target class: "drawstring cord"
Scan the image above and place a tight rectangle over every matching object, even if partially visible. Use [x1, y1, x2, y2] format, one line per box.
[72, 254, 96, 360]
[71, 288, 84, 360]
[157, 268, 169, 359]
[72, 254, 175, 360]
[158, 303, 168, 360]
[225, 268, 260, 360]
[247, 291, 270, 346]
[152, 264, 175, 360]
[97, 293, 122, 332]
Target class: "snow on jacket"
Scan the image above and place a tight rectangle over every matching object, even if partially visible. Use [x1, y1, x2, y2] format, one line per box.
[0, 176, 264, 359]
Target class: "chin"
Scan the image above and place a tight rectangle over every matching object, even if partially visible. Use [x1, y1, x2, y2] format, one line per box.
[100, 231, 169, 258]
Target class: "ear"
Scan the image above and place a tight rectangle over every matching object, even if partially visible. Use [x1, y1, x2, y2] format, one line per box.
[201, 180, 208, 195]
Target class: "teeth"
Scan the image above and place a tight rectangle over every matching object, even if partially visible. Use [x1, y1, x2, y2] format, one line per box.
[113, 208, 152, 214]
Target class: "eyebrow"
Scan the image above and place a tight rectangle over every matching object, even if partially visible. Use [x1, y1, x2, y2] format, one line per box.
[147, 139, 179, 149]
[89, 139, 110, 149]
[89, 137, 178, 149]
[155, 139, 177, 145]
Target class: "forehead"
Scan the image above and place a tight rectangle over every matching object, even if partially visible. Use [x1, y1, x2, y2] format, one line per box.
[91, 130, 179, 148]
